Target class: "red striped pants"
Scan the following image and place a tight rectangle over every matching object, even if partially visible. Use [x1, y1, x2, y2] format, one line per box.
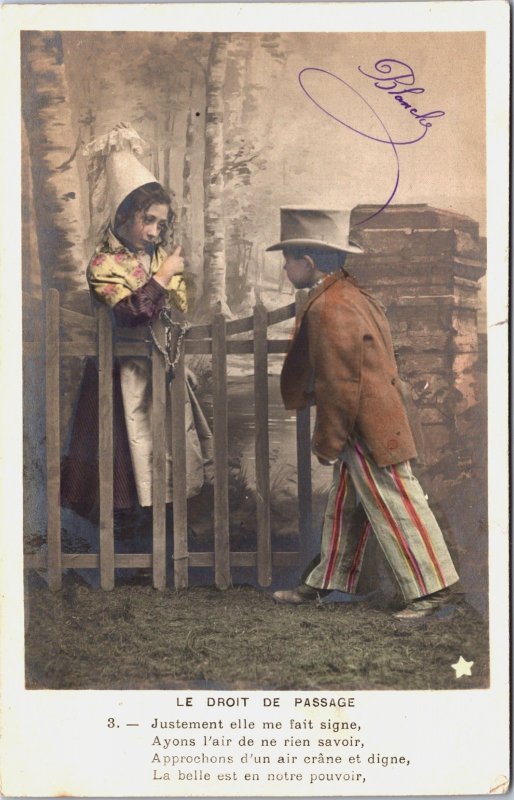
[304, 438, 459, 601]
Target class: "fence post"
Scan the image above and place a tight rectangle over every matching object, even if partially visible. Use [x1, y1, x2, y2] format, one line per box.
[294, 291, 314, 567]
[212, 311, 230, 589]
[151, 318, 167, 591]
[45, 288, 62, 591]
[98, 306, 114, 590]
[253, 302, 272, 586]
[170, 349, 189, 589]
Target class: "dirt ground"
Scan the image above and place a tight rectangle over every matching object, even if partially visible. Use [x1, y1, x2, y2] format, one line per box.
[25, 575, 488, 691]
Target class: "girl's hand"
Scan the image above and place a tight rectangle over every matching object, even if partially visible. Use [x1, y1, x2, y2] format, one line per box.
[154, 245, 184, 287]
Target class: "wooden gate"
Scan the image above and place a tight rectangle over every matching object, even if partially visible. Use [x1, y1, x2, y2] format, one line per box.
[24, 289, 314, 590]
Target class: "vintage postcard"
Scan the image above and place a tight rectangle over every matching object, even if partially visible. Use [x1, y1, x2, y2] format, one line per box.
[0, 1, 510, 796]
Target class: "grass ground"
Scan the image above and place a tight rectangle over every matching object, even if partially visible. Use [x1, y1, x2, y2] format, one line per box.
[25, 575, 488, 691]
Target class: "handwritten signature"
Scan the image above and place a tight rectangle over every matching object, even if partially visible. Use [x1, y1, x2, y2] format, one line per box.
[359, 59, 445, 132]
[298, 60, 446, 223]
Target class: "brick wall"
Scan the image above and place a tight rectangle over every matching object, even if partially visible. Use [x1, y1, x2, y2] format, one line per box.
[347, 204, 486, 481]
[346, 205, 487, 608]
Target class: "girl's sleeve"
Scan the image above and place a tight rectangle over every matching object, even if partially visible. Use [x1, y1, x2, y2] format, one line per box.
[112, 279, 167, 327]
[87, 251, 167, 327]
[87, 252, 133, 307]
[167, 274, 188, 313]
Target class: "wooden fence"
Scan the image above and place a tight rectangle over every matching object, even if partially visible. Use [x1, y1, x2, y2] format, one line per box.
[24, 289, 314, 591]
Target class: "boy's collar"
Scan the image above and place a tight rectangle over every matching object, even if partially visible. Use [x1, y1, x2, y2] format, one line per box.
[308, 270, 342, 292]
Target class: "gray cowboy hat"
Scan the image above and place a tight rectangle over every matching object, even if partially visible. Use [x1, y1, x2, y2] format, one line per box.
[266, 207, 363, 254]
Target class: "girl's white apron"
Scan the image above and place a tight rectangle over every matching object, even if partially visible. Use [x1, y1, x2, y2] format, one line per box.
[120, 357, 212, 506]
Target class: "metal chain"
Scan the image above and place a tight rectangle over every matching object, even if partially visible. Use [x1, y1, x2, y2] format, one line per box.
[148, 307, 191, 378]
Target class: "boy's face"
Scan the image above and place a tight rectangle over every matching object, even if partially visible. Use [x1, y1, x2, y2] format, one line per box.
[282, 253, 315, 289]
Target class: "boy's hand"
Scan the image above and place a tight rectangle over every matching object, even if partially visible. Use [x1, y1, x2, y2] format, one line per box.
[317, 455, 336, 466]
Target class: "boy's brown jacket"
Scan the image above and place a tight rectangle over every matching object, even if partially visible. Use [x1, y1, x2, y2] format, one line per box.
[280, 273, 418, 466]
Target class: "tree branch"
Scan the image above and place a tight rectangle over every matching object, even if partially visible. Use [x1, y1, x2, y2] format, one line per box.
[223, 148, 264, 178]
[55, 131, 83, 172]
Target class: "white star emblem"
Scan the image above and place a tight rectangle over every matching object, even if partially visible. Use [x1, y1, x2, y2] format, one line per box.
[451, 656, 474, 678]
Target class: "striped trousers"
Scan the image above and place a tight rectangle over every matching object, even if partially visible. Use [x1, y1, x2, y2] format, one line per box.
[304, 438, 459, 601]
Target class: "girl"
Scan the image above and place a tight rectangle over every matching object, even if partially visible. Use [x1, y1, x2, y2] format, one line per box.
[62, 127, 212, 535]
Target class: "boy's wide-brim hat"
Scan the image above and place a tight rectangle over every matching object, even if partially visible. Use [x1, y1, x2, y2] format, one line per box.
[266, 207, 363, 254]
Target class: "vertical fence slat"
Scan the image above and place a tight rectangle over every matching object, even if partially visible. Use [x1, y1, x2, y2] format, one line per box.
[253, 302, 272, 586]
[98, 306, 114, 590]
[45, 288, 61, 591]
[294, 291, 313, 566]
[170, 352, 189, 589]
[152, 325, 167, 590]
[212, 312, 230, 589]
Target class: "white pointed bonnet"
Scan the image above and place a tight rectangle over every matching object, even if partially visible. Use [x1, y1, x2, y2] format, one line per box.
[83, 123, 159, 237]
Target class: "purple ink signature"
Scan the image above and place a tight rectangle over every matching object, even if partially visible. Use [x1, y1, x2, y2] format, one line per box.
[298, 61, 445, 223]
[358, 59, 445, 132]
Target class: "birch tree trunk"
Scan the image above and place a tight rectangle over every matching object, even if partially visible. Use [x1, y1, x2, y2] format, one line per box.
[21, 32, 87, 307]
[163, 108, 173, 191]
[22, 118, 47, 556]
[202, 33, 230, 312]
[225, 35, 248, 135]
[22, 119, 43, 301]
[181, 80, 195, 264]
